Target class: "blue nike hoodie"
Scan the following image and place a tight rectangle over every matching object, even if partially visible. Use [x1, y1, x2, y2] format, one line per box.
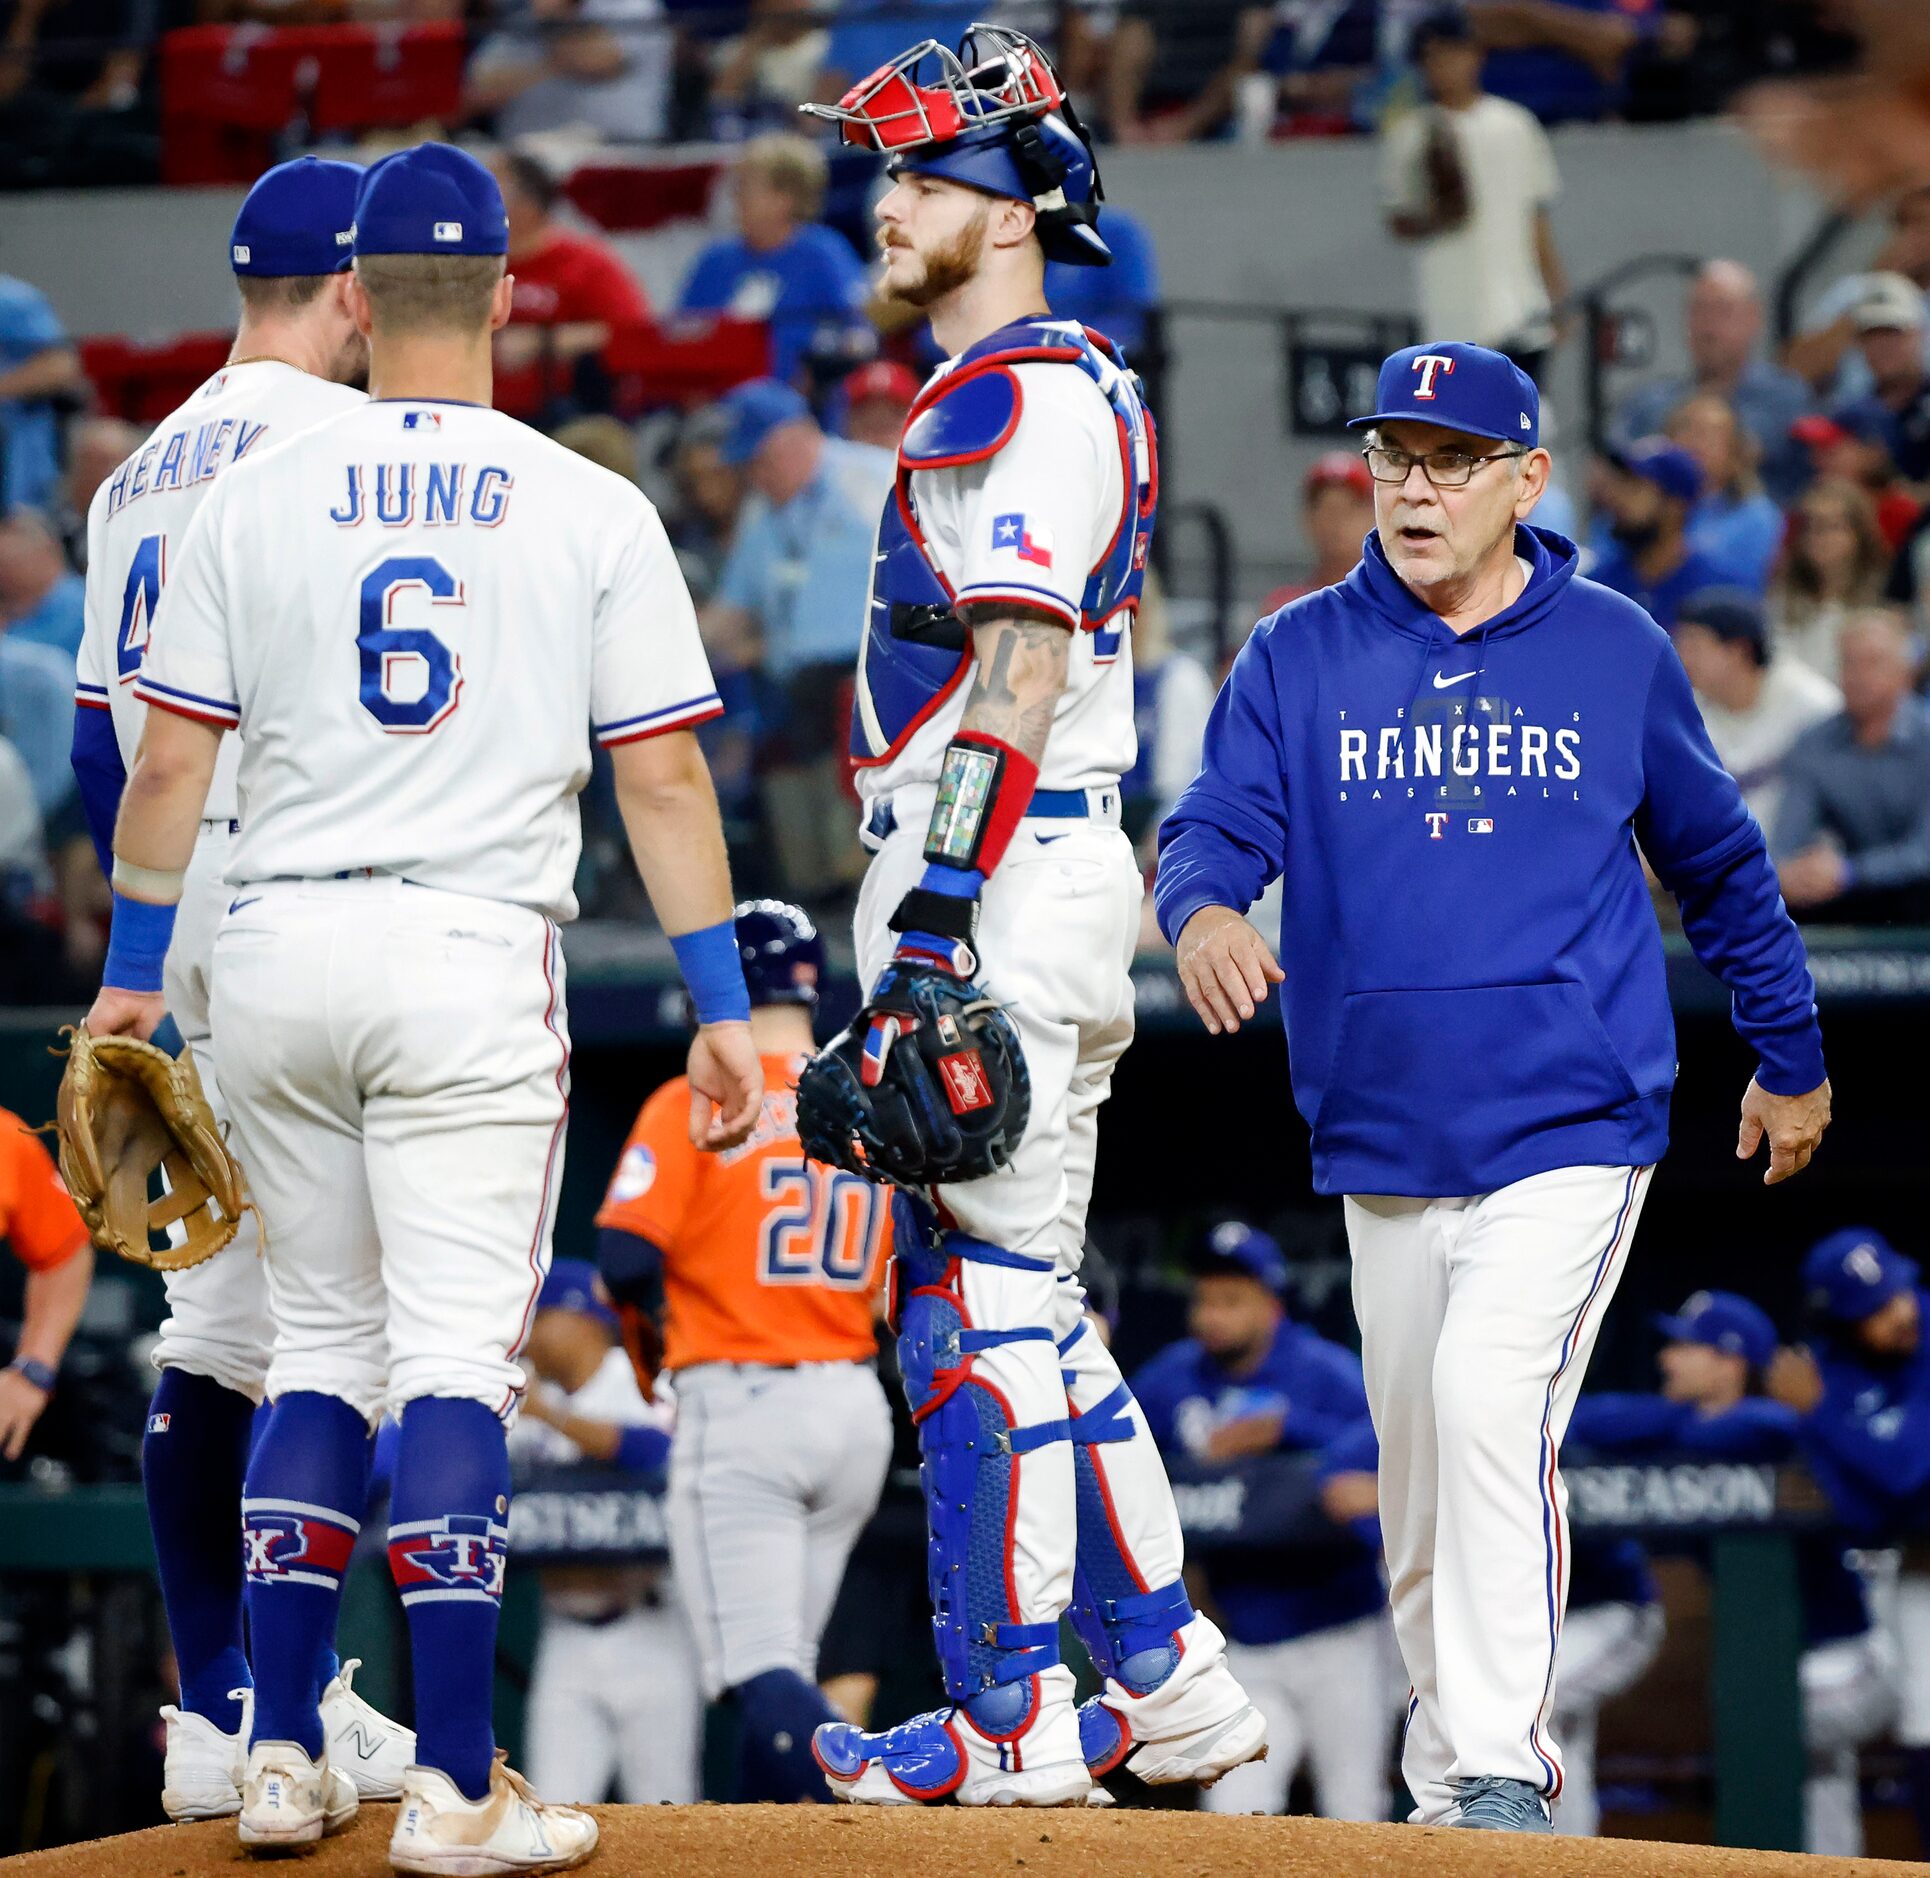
[1155, 524, 1825, 1198]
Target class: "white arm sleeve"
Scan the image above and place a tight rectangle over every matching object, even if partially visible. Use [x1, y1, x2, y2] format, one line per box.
[590, 494, 723, 747]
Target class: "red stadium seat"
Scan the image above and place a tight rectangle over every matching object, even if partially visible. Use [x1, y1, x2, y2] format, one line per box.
[307, 23, 465, 135]
[561, 162, 723, 233]
[601, 317, 772, 415]
[160, 25, 306, 185]
[82, 333, 237, 423]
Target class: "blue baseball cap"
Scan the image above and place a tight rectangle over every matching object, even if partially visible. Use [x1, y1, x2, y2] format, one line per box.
[1348, 341, 1540, 449]
[352, 142, 508, 259]
[537, 1258, 618, 1332]
[1610, 437, 1705, 505]
[715, 378, 813, 466]
[1195, 1220, 1288, 1295]
[231, 156, 362, 277]
[1803, 1228, 1919, 1323]
[1653, 1290, 1777, 1371]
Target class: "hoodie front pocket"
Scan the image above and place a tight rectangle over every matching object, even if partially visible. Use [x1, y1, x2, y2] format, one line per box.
[1313, 981, 1641, 1169]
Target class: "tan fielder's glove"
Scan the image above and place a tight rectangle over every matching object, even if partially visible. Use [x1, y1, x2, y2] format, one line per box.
[54, 1026, 252, 1271]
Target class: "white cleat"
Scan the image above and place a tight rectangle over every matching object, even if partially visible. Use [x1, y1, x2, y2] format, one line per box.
[390, 1754, 598, 1876]
[1081, 1695, 1268, 1789]
[237, 1739, 358, 1852]
[322, 1657, 416, 1800]
[161, 1689, 251, 1822]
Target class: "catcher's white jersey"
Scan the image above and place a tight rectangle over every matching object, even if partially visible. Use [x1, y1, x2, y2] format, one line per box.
[76, 361, 367, 823]
[857, 354, 1136, 804]
[138, 399, 720, 922]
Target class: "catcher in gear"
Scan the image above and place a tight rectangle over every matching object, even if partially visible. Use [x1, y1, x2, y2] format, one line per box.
[794, 25, 1264, 1809]
[55, 1027, 251, 1273]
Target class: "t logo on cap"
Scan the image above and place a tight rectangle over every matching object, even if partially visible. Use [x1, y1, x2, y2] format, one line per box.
[1411, 354, 1456, 400]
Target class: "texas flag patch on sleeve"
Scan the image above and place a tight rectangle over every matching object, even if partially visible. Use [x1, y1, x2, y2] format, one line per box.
[992, 513, 1054, 568]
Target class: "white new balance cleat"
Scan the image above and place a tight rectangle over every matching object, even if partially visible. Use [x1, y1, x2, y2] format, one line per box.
[237, 1739, 358, 1851]
[322, 1657, 416, 1800]
[160, 1689, 250, 1822]
[390, 1754, 598, 1875]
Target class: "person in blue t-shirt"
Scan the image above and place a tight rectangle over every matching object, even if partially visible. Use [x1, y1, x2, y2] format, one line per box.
[1571, 1288, 1893, 1856]
[1771, 1229, 1930, 1853]
[1043, 204, 1160, 361]
[1586, 438, 1733, 631]
[677, 133, 872, 387]
[1131, 1221, 1396, 1822]
[0, 278, 84, 514]
[0, 508, 83, 662]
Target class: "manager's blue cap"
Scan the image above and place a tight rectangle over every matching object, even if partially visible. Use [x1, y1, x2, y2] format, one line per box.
[1196, 1220, 1288, 1295]
[715, 378, 813, 465]
[1348, 340, 1540, 448]
[352, 142, 508, 259]
[1653, 1290, 1777, 1371]
[1803, 1228, 1919, 1323]
[231, 156, 362, 277]
[1611, 436, 1704, 505]
[537, 1258, 618, 1332]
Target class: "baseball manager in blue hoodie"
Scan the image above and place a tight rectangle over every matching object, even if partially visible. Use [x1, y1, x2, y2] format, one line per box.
[1155, 341, 1833, 1836]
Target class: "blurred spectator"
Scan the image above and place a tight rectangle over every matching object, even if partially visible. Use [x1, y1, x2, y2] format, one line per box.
[1467, 0, 1698, 127]
[1612, 260, 1814, 504]
[1786, 185, 1930, 403]
[1672, 589, 1839, 835]
[1104, 0, 1273, 144]
[1381, 11, 1567, 376]
[1256, 0, 1384, 135]
[708, 0, 832, 138]
[0, 621, 75, 818]
[1131, 1222, 1395, 1822]
[1791, 405, 1923, 553]
[0, 1111, 92, 1459]
[0, 0, 159, 190]
[0, 274, 82, 513]
[1587, 438, 1728, 631]
[52, 414, 139, 572]
[700, 378, 889, 902]
[821, 0, 975, 100]
[465, 0, 672, 143]
[1828, 273, 1930, 484]
[1664, 393, 1785, 593]
[677, 133, 871, 387]
[1044, 202, 1161, 359]
[666, 403, 744, 602]
[491, 147, 650, 381]
[0, 507, 81, 661]
[1571, 1291, 1890, 1857]
[1261, 451, 1374, 613]
[1888, 503, 1930, 640]
[509, 1260, 698, 1803]
[1772, 608, 1930, 924]
[551, 413, 640, 483]
[1772, 479, 1892, 685]
[1122, 572, 1215, 857]
[835, 358, 918, 453]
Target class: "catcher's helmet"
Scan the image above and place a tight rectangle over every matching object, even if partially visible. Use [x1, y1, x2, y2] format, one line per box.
[734, 898, 823, 1009]
[802, 23, 1110, 268]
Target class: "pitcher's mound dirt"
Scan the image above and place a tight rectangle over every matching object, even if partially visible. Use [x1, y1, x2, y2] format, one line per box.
[4, 1805, 1924, 1877]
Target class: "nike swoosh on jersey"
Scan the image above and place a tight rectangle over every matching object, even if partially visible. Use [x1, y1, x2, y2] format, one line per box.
[1432, 670, 1478, 689]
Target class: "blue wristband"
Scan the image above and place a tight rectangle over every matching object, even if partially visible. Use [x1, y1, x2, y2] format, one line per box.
[103, 891, 178, 994]
[917, 863, 985, 899]
[670, 918, 752, 1025]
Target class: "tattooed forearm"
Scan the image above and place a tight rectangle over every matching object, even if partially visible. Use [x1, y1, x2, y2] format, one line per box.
[956, 612, 1071, 764]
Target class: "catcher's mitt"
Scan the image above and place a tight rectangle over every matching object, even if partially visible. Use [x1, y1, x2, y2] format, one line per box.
[54, 1026, 252, 1271]
[797, 961, 1030, 1189]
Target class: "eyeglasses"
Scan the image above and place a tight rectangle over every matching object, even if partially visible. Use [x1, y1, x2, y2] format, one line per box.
[1361, 444, 1525, 488]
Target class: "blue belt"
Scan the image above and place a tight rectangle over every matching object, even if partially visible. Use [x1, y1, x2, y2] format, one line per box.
[866, 788, 1099, 845]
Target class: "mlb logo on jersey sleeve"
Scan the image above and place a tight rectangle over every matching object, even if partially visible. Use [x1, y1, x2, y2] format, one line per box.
[992, 513, 1053, 568]
[609, 1142, 656, 1203]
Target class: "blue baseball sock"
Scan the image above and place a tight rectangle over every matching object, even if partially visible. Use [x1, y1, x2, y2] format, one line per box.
[389, 1396, 511, 1802]
[242, 1391, 370, 1757]
[143, 1368, 256, 1734]
[735, 1668, 837, 1803]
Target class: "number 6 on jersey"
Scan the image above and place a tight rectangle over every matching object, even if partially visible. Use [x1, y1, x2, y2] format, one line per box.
[359, 555, 463, 733]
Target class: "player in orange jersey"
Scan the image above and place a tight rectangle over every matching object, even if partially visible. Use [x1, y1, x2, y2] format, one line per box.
[597, 900, 892, 1802]
[0, 1110, 95, 1460]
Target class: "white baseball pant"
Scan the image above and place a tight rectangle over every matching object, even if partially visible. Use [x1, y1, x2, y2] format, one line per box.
[150, 822, 270, 1401]
[666, 1360, 893, 1699]
[1198, 1610, 1401, 1821]
[1549, 1599, 1666, 1836]
[1347, 1162, 1653, 1822]
[1802, 1629, 1896, 1856]
[210, 876, 569, 1420]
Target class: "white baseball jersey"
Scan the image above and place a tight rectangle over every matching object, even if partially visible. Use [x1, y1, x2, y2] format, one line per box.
[137, 399, 720, 922]
[857, 349, 1137, 804]
[77, 361, 367, 822]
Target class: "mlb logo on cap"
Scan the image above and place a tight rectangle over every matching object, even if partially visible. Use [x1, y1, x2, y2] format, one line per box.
[434, 221, 463, 243]
[232, 244, 251, 266]
[1349, 341, 1541, 449]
